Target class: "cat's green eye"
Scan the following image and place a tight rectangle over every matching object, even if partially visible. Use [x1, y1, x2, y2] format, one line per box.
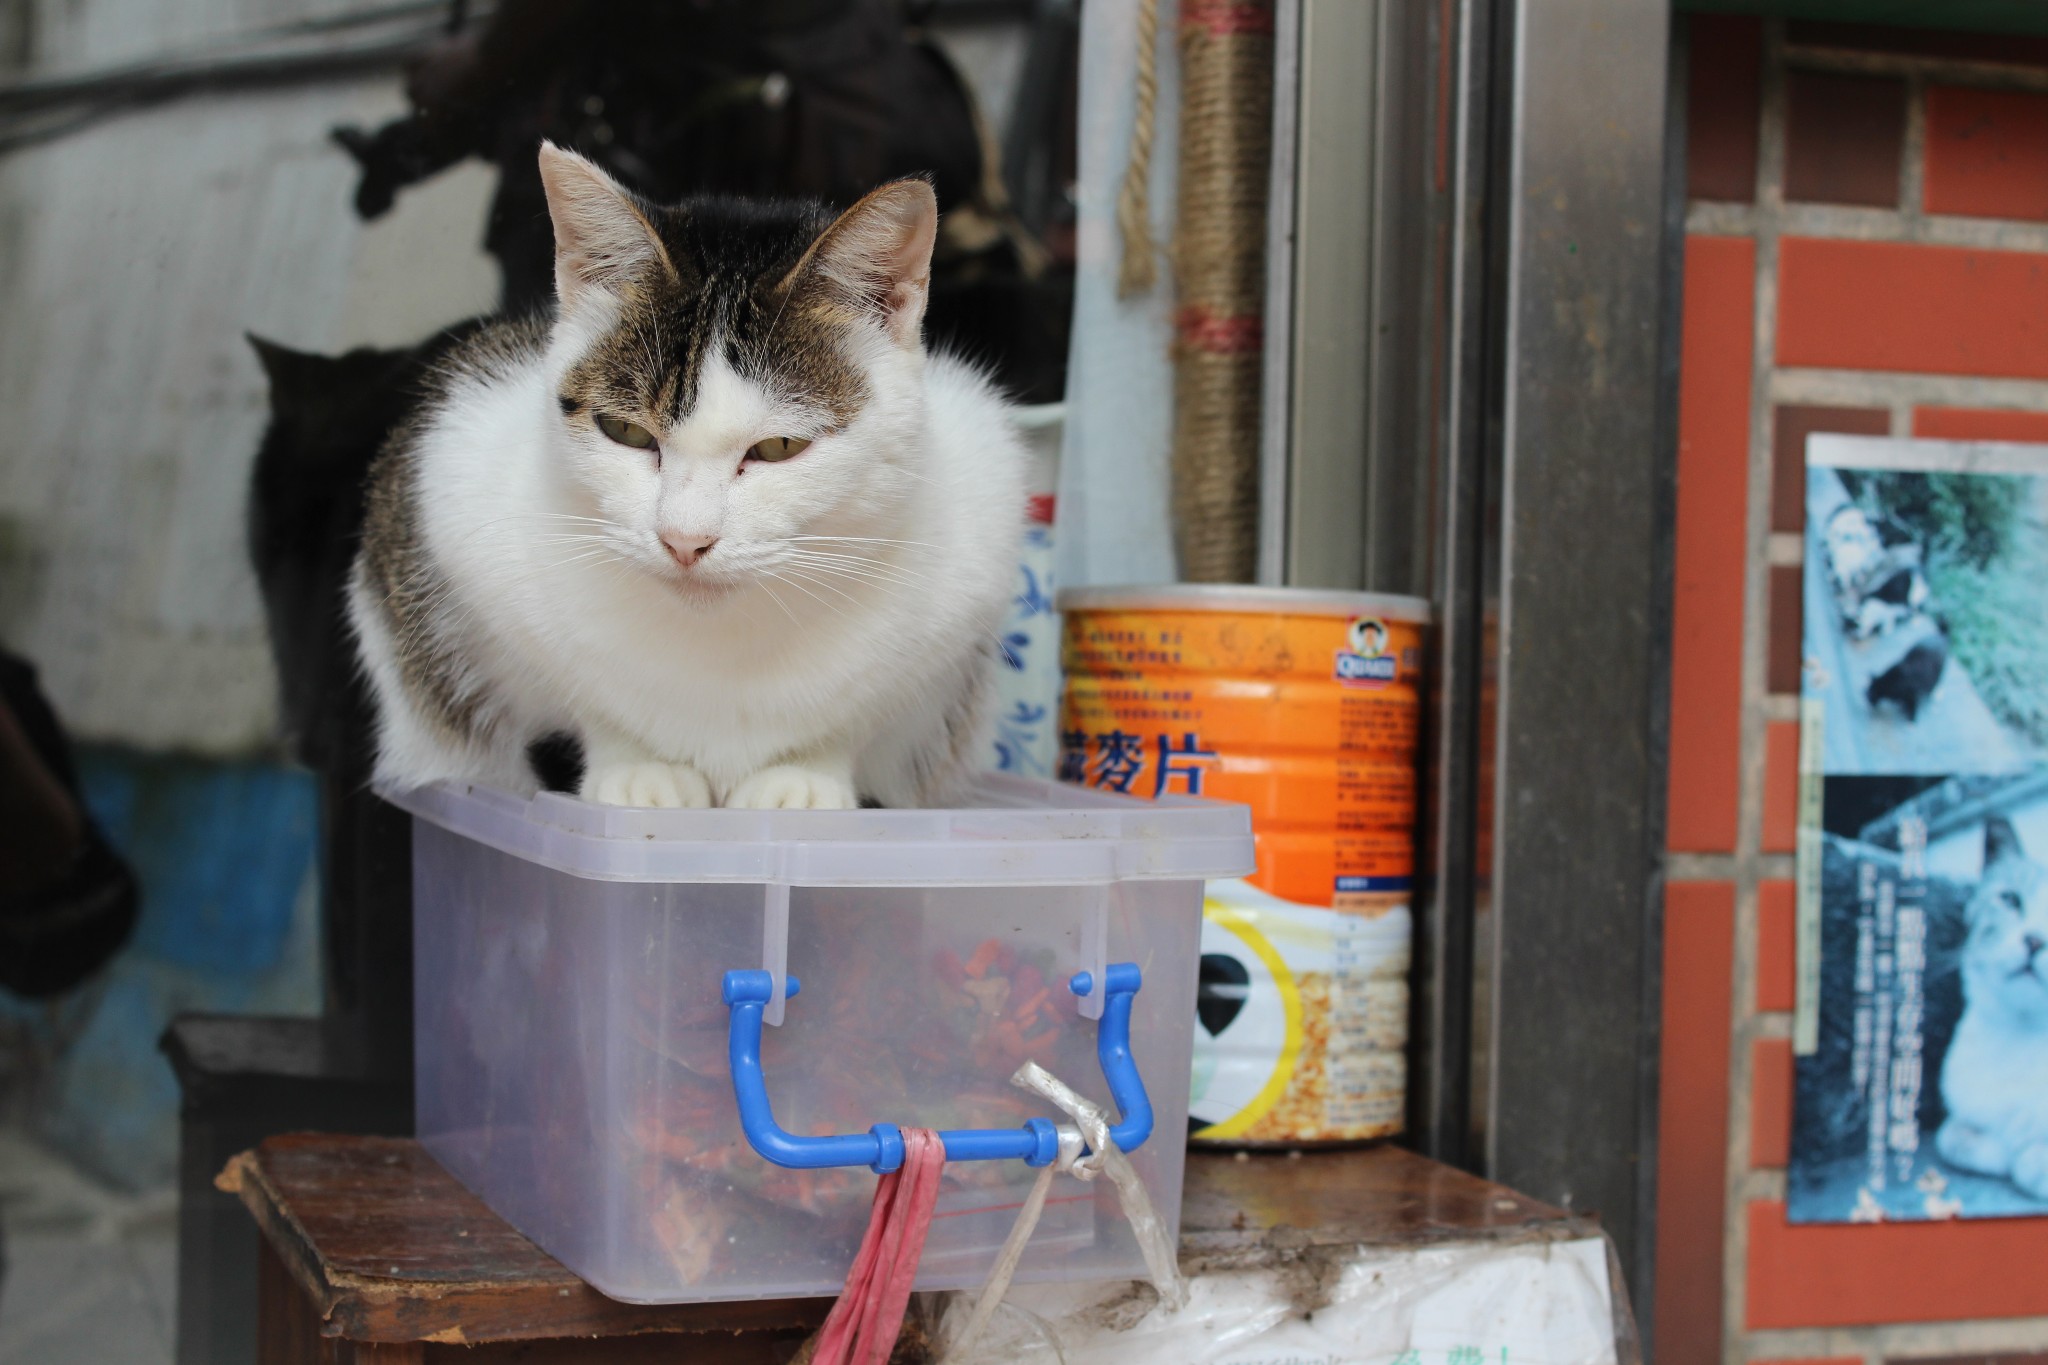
[746, 436, 812, 463]
[596, 415, 657, 450]
[2002, 889, 2025, 912]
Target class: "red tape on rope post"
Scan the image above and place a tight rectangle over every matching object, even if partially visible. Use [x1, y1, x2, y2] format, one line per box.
[810, 1128, 947, 1365]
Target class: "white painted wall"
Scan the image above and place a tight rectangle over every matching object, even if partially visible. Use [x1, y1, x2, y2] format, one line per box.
[0, 0, 497, 755]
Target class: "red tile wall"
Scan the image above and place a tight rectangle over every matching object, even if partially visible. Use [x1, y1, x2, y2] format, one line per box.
[1748, 1202, 2048, 1327]
[1749, 1038, 1793, 1168]
[1778, 238, 2048, 378]
[1772, 405, 1889, 533]
[1760, 720, 1800, 855]
[1925, 86, 2048, 221]
[1655, 882, 1734, 1365]
[1689, 17, 1762, 202]
[1669, 236, 1754, 853]
[1673, 21, 2048, 1351]
[1756, 879, 1796, 1013]
[1767, 564, 1802, 695]
[1914, 407, 2048, 442]
[1783, 70, 1906, 207]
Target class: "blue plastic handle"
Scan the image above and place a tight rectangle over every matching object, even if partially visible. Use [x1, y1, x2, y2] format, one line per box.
[721, 962, 1153, 1174]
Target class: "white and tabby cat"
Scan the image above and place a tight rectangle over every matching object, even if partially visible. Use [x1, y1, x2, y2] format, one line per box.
[347, 144, 1025, 809]
[1937, 815, 2048, 1200]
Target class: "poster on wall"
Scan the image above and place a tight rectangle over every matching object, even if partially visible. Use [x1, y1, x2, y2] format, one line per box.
[1790, 434, 2048, 1223]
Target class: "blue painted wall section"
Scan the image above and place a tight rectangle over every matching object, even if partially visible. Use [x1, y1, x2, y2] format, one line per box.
[0, 748, 321, 1188]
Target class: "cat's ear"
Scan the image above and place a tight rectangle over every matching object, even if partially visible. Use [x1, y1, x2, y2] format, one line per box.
[1986, 815, 2024, 866]
[537, 142, 682, 310]
[249, 334, 323, 393]
[790, 179, 938, 348]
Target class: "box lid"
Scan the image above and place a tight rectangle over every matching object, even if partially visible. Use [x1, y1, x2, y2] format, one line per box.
[381, 775, 1257, 886]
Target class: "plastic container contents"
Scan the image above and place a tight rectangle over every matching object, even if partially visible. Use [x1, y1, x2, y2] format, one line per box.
[1058, 585, 1430, 1146]
[390, 775, 1253, 1304]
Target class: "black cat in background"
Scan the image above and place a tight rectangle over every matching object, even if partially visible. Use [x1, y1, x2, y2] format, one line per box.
[248, 328, 586, 796]
[247, 328, 466, 776]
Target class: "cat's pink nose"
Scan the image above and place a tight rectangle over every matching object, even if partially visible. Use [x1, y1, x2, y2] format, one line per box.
[2026, 931, 2046, 960]
[661, 531, 718, 568]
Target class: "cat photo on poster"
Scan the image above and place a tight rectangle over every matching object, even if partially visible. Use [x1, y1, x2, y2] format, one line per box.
[1791, 435, 2048, 1223]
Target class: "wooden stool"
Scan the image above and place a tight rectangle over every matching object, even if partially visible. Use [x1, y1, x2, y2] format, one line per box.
[222, 1134, 1596, 1363]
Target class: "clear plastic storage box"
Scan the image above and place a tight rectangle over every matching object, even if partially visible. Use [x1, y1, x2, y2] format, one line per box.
[390, 775, 1254, 1304]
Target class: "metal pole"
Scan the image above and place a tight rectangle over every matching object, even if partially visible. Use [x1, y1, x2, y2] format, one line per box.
[1475, 0, 1675, 1314]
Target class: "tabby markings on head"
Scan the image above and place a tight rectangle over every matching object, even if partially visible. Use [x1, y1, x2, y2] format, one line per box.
[554, 199, 874, 442]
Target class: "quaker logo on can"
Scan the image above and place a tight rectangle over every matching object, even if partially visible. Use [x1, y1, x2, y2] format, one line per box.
[1335, 617, 1397, 685]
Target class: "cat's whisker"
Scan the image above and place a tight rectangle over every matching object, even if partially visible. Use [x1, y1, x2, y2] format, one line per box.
[784, 535, 943, 550]
[446, 512, 637, 554]
[526, 534, 624, 548]
[887, 464, 942, 489]
[755, 576, 803, 629]
[761, 569, 846, 620]
[782, 552, 923, 582]
[784, 544, 929, 565]
[781, 548, 932, 583]
[779, 559, 919, 595]
[466, 512, 631, 533]
[762, 276, 798, 353]
[775, 565, 864, 609]
[785, 551, 928, 579]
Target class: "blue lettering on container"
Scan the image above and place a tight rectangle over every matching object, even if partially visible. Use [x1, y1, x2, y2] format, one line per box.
[1336, 875, 1414, 894]
[1334, 651, 1397, 684]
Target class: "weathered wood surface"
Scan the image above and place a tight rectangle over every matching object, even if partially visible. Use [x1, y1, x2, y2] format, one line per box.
[1179, 1143, 1587, 1269]
[225, 1133, 1589, 1354]
[220, 1135, 832, 1347]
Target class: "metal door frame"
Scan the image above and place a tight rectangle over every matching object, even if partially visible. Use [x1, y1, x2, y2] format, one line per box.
[1261, 0, 1681, 1326]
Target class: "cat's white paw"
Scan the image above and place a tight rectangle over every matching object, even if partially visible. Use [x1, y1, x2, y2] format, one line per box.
[583, 761, 713, 808]
[1936, 1117, 2011, 1176]
[727, 765, 859, 810]
[2012, 1143, 2048, 1200]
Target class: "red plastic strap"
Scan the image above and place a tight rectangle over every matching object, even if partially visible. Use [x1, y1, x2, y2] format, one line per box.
[811, 1128, 947, 1365]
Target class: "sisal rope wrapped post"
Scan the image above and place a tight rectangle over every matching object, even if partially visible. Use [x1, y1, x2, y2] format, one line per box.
[1169, 0, 1273, 583]
[1116, 0, 1162, 297]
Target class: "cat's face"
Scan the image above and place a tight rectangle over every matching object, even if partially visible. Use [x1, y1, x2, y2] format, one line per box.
[1964, 816, 2048, 1025]
[535, 144, 936, 601]
[1824, 504, 1884, 586]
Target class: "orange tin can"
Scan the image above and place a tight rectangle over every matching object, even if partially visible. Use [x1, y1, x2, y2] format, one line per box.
[1058, 585, 1428, 1144]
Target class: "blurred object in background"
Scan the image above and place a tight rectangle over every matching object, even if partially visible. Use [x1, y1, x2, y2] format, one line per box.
[986, 402, 1064, 779]
[334, 0, 1075, 401]
[0, 0, 478, 1199]
[247, 325, 484, 775]
[0, 648, 136, 1001]
[1056, 0, 1179, 591]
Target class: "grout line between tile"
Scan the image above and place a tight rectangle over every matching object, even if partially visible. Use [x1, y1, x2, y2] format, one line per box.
[1772, 369, 2048, 409]
[1669, 853, 1740, 882]
[1784, 45, 2048, 93]
[1722, 22, 1788, 1364]
[1898, 70, 1927, 222]
[1745, 1316, 2048, 1362]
